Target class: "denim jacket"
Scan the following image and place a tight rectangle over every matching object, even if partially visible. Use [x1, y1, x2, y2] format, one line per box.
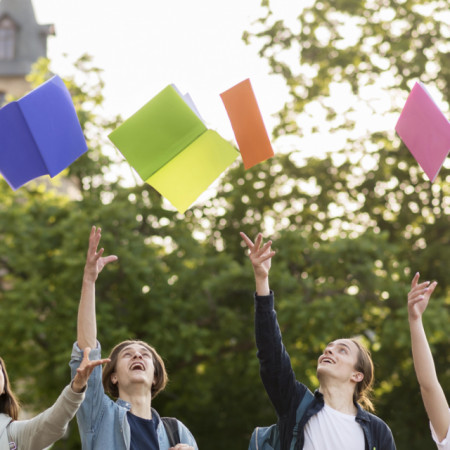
[70, 342, 198, 450]
[254, 292, 396, 450]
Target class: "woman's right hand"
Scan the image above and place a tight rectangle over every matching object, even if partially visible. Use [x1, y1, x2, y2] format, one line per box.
[72, 347, 110, 393]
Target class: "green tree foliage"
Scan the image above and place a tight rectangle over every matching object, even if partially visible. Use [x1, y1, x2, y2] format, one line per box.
[238, 1, 449, 448]
[0, 4, 448, 444]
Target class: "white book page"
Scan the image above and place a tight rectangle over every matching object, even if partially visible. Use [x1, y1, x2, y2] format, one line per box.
[171, 84, 206, 125]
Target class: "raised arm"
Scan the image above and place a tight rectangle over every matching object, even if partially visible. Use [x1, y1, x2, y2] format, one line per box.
[77, 226, 118, 350]
[241, 232, 303, 419]
[408, 272, 449, 442]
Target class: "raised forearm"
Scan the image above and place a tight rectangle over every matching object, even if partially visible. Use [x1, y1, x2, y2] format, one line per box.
[77, 274, 97, 349]
[409, 318, 438, 389]
[410, 317, 449, 441]
[255, 274, 270, 296]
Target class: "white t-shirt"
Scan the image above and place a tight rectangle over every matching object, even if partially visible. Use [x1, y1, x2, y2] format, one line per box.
[303, 404, 365, 450]
[430, 410, 450, 450]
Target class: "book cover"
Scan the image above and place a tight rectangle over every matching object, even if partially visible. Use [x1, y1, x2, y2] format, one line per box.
[109, 85, 238, 213]
[0, 75, 88, 190]
[395, 82, 450, 182]
[220, 78, 274, 169]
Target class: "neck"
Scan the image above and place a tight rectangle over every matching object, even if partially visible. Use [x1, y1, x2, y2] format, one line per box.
[120, 389, 153, 419]
[319, 382, 357, 415]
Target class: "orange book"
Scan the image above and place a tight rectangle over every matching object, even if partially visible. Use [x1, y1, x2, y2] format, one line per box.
[220, 79, 274, 169]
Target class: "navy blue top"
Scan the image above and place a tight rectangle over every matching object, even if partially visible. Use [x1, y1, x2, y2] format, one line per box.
[127, 411, 159, 450]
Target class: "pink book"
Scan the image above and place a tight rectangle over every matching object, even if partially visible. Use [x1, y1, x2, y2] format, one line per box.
[395, 82, 450, 182]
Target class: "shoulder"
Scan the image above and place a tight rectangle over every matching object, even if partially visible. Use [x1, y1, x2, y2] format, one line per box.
[0, 414, 12, 433]
[172, 418, 197, 445]
[363, 410, 394, 438]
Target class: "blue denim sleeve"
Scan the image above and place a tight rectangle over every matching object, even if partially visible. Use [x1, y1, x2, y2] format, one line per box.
[69, 341, 107, 438]
[178, 420, 198, 449]
[254, 292, 304, 418]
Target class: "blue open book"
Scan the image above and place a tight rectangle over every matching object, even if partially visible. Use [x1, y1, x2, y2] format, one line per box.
[0, 75, 88, 190]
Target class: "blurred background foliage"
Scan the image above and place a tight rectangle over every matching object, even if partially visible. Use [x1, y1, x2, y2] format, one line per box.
[0, 0, 448, 448]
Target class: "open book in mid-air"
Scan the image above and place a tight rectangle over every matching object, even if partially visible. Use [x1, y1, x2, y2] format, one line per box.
[0, 75, 88, 190]
[395, 81, 450, 182]
[108, 84, 239, 213]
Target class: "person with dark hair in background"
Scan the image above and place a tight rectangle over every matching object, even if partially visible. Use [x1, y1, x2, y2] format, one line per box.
[70, 226, 197, 450]
[241, 231, 396, 450]
[408, 273, 449, 449]
[0, 347, 104, 449]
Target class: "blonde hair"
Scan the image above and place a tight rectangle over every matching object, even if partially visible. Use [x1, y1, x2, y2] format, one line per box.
[350, 338, 375, 412]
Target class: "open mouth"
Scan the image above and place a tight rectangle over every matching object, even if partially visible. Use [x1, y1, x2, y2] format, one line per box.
[321, 357, 335, 364]
[130, 362, 145, 371]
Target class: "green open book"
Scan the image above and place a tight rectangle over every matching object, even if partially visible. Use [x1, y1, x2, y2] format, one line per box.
[108, 85, 239, 213]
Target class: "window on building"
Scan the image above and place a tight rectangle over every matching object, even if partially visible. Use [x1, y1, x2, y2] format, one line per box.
[0, 16, 16, 61]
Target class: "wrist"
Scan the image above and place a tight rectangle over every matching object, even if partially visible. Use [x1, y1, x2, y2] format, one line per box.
[71, 378, 87, 394]
[83, 271, 97, 283]
[255, 276, 270, 296]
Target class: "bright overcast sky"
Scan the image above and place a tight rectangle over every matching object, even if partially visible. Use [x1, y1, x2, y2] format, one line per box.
[32, 0, 289, 144]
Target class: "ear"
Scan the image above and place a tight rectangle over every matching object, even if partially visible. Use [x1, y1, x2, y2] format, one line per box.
[111, 373, 118, 385]
[352, 371, 364, 383]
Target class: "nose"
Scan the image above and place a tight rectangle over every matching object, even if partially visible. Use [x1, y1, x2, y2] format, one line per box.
[132, 352, 143, 360]
[325, 346, 333, 355]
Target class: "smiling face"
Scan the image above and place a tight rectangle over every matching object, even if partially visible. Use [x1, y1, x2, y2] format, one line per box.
[111, 343, 156, 392]
[317, 339, 364, 385]
[102, 340, 168, 400]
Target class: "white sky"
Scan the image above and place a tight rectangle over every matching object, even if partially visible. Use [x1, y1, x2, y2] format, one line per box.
[30, 0, 449, 194]
[32, 0, 289, 145]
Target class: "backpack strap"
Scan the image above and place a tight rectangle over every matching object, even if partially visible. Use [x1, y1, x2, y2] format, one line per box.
[162, 417, 180, 447]
[6, 423, 16, 450]
[289, 392, 314, 450]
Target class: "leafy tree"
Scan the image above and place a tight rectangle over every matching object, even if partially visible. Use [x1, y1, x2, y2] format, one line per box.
[238, 1, 449, 448]
[0, 2, 448, 445]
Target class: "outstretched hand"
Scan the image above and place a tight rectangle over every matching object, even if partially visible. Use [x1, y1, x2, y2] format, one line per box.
[84, 226, 118, 282]
[240, 232, 275, 280]
[408, 272, 437, 322]
[72, 347, 110, 393]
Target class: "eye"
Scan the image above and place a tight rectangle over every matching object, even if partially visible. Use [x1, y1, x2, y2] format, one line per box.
[123, 352, 132, 357]
[339, 348, 347, 354]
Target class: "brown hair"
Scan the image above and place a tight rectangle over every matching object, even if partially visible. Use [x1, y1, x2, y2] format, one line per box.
[0, 357, 20, 420]
[350, 338, 375, 412]
[102, 340, 168, 399]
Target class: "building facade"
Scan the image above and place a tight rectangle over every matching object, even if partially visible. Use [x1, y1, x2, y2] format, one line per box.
[0, 0, 54, 103]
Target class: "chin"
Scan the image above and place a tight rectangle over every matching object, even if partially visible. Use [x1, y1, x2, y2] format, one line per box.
[316, 364, 333, 377]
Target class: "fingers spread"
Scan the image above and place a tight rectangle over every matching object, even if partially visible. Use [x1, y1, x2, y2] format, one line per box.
[240, 232, 254, 249]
